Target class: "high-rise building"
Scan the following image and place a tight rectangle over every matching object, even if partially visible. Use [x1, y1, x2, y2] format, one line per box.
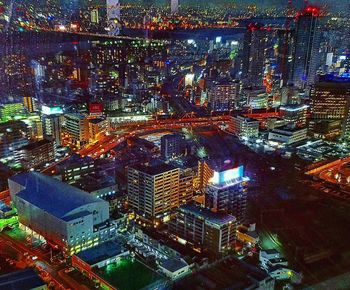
[127, 163, 180, 221]
[229, 115, 260, 139]
[208, 80, 240, 111]
[0, 121, 29, 160]
[169, 204, 236, 256]
[64, 113, 89, 148]
[42, 114, 62, 146]
[291, 7, 321, 88]
[19, 139, 55, 170]
[242, 23, 267, 87]
[0, 102, 25, 122]
[23, 96, 35, 113]
[310, 77, 350, 139]
[161, 133, 186, 160]
[205, 165, 249, 224]
[9, 172, 116, 255]
[280, 104, 308, 128]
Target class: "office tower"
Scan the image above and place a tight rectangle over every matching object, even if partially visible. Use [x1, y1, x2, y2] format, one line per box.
[169, 204, 236, 256]
[19, 139, 55, 170]
[280, 104, 308, 128]
[310, 76, 350, 139]
[208, 80, 240, 111]
[42, 114, 62, 146]
[275, 29, 294, 86]
[64, 113, 89, 148]
[229, 115, 260, 139]
[291, 7, 321, 88]
[127, 163, 180, 221]
[242, 23, 267, 87]
[9, 172, 116, 255]
[205, 165, 249, 224]
[171, 0, 179, 14]
[0, 121, 29, 160]
[161, 133, 186, 160]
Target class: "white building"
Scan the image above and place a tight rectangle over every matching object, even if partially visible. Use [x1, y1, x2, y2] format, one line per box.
[268, 126, 308, 145]
[229, 115, 260, 139]
[159, 258, 191, 280]
[9, 172, 116, 255]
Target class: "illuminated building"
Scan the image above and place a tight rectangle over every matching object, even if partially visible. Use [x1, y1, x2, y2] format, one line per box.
[268, 125, 308, 145]
[88, 118, 108, 143]
[64, 113, 89, 148]
[161, 133, 186, 160]
[58, 154, 95, 184]
[205, 165, 249, 224]
[229, 115, 260, 139]
[280, 104, 308, 128]
[127, 163, 180, 221]
[23, 96, 35, 113]
[291, 7, 321, 88]
[169, 204, 236, 256]
[19, 139, 55, 170]
[310, 78, 350, 139]
[208, 81, 240, 111]
[179, 169, 194, 206]
[0, 121, 29, 160]
[0, 102, 25, 122]
[242, 23, 267, 87]
[42, 114, 62, 146]
[280, 85, 300, 105]
[9, 172, 116, 255]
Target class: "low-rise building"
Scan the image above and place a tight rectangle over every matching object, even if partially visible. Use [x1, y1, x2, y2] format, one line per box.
[268, 125, 308, 145]
[229, 115, 259, 139]
[159, 258, 191, 281]
[58, 154, 95, 184]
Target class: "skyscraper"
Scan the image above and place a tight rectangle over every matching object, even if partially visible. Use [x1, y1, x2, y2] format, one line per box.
[42, 114, 62, 146]
[291, 6, 321, 88]
[242, 23, 267, 87]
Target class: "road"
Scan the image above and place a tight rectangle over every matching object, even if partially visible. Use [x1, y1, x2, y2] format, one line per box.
[0, 232, 71, 289]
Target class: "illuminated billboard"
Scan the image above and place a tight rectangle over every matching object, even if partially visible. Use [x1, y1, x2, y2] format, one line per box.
[211, 166, 244, 185]
[42, 105, 63, 115]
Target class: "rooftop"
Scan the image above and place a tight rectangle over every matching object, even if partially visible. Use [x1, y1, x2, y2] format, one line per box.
[130, 163, 178, 176]
[160, 258, 188, 273]
[9, 172, 106, 219]
[179, 204, 236, 226]
[0, 269, 46, 290]
[76, 241, 125, 266]
[89, 118, 106, 124]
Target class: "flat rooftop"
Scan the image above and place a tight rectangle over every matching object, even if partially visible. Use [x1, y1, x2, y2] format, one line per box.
[130, 163, 178, 176]
[179, 204, 236, 226]
[76, 241, 124, 266]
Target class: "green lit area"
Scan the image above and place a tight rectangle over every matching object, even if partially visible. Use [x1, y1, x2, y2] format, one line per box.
[5, 224, 27, 242]
[0, 216, 18, 230]
[97, 258, 166, 290]
[259, 229, 285, 256]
